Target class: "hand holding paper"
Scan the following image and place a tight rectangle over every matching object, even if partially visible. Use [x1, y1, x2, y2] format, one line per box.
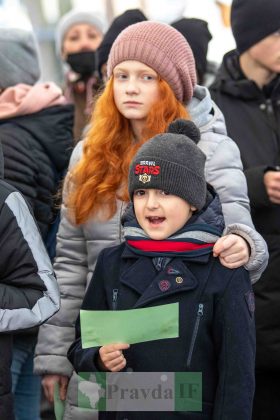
[99, 343, 130, 372]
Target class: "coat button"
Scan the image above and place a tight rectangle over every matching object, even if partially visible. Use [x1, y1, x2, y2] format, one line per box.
[159, 280, 171, 291]
[176, 277, 183, 284]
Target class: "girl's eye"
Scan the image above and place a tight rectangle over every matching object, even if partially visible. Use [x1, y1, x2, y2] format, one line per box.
[160, 190, 170, 195]
[142, 74, 156, 81]
[114, 73, 127, 80]
[134, 190, 146, 196]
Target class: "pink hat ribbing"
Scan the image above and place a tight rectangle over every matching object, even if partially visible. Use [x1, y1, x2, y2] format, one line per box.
[107, 21, 197, 103]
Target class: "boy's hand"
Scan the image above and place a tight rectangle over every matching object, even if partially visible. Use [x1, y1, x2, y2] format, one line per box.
[213, 234, 250, 268]
[98, 343, 130, 372]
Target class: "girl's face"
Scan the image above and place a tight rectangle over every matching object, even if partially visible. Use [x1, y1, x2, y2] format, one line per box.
[62, 23, 103, 58]
[113, 61, 161, 139]
[133, 189, 195, 240]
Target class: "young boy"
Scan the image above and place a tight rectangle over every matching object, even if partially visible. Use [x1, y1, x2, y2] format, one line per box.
[68, 119, 255, 419]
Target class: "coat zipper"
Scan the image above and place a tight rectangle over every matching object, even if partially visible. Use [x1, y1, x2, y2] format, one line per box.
[112, 289, 119, 310]
[186, 303, 204, 368]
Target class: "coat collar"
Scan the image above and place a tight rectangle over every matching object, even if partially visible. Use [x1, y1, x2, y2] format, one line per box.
[120, 247, 212, 308]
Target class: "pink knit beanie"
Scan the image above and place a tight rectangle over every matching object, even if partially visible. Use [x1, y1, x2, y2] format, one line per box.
[107, 21, 197, 103]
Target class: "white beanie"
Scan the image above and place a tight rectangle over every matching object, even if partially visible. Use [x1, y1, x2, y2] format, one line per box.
[55, 9, 108, 56]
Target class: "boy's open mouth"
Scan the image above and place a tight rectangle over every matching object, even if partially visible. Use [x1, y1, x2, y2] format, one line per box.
[146, 216, 166, 224]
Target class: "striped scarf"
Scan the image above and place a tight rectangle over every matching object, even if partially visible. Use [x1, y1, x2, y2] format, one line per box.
[124, 222, 221, 259]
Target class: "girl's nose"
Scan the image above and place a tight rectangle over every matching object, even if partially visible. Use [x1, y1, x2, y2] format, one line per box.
[125, 78, 139, 94]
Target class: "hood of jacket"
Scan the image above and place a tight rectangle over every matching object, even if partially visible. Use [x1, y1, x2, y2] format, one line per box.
[210, 49, 280, 101]
[188, 83, 229, 138]
[0, 103, 74, 173]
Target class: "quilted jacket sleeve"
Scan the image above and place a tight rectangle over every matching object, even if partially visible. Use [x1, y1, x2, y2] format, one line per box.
[0, 185, 59, 332]
[199, 117, 268, 283]
[34, 142, 88, 377]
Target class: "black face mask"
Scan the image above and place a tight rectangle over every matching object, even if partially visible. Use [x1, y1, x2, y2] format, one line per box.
[66, 51, 98, 76]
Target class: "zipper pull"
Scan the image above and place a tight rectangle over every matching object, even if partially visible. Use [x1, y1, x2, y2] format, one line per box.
[198, 303, 204, 316]
[112, 289, 118, 310]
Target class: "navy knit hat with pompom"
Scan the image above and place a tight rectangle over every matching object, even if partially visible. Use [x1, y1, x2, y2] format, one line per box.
[128, 119, 206, 210]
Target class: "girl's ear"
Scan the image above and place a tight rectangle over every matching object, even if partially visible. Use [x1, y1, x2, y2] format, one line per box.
[190, 205, 197, 212]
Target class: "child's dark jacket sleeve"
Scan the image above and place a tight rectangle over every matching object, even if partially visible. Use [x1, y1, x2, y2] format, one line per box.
[212, 267, 256, 420]
[68, 249, 108, 373]
[0, 186, 60, 331]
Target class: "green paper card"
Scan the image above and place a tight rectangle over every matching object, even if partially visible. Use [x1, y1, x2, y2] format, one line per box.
[54, 382, 65, 420]
[80, 302, 179, 349]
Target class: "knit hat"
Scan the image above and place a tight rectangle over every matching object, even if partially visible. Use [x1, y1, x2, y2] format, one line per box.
[55, 9, 108, 56]
[98, 9, 147, 74]
[129, 119, 206, 210]
[231, 0, 280, 54]
[171, 18, 212, 84]
[107, 21, 197, 103]
[0, 28, 41, 89]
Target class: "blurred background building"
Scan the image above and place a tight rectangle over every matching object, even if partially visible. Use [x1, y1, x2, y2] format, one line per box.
[0, 0, 235, 85]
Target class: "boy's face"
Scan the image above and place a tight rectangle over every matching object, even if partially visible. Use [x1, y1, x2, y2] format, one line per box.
[133, 189, 196, 240]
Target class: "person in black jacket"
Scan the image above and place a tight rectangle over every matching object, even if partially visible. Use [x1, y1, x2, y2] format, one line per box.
[0, 26, 73, 419]
[68, 120, 255, 420]
[209, 1, 280, 418]
[0, 142, 60, 420]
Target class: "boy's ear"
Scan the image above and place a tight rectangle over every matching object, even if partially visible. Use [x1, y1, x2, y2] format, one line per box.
[190, 205, 197, 212]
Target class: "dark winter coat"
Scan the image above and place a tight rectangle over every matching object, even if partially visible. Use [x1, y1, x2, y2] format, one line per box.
[0, 176, 60, 419]
[68, 193, 255, 420]
[0, 104, 73, 240]
[210, 49, 280, 371]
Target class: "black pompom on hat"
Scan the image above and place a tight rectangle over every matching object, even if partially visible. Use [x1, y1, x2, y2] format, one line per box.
[128, 119, 206, 210]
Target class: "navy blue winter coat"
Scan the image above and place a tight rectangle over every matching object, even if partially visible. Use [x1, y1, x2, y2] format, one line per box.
[68, 193, 256, 420]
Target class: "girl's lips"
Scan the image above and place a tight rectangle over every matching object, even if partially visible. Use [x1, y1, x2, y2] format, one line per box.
[124, 101, 141, 105]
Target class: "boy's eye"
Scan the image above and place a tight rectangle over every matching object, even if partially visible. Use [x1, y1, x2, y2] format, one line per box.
[134, 190, 146, 196]
[160, 190, 170, 195]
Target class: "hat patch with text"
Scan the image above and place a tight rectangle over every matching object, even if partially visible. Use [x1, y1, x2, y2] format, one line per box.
[135, 160, 160, 184]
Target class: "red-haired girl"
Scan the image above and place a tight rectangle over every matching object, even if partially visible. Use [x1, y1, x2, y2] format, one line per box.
[35, 21, 267, 419]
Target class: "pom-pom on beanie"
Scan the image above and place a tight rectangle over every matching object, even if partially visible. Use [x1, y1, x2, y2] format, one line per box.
[107, 21, 197, 103]
[129, 119, 206, 210]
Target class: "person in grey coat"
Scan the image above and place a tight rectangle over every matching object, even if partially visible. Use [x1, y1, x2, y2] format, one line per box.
[34, 21, 267, 419]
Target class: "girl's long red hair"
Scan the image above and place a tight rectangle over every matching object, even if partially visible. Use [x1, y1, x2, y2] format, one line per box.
[67, 77, 190, 224]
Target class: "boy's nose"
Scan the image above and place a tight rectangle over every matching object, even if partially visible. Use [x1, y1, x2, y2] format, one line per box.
[146, 194, 159, 209]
